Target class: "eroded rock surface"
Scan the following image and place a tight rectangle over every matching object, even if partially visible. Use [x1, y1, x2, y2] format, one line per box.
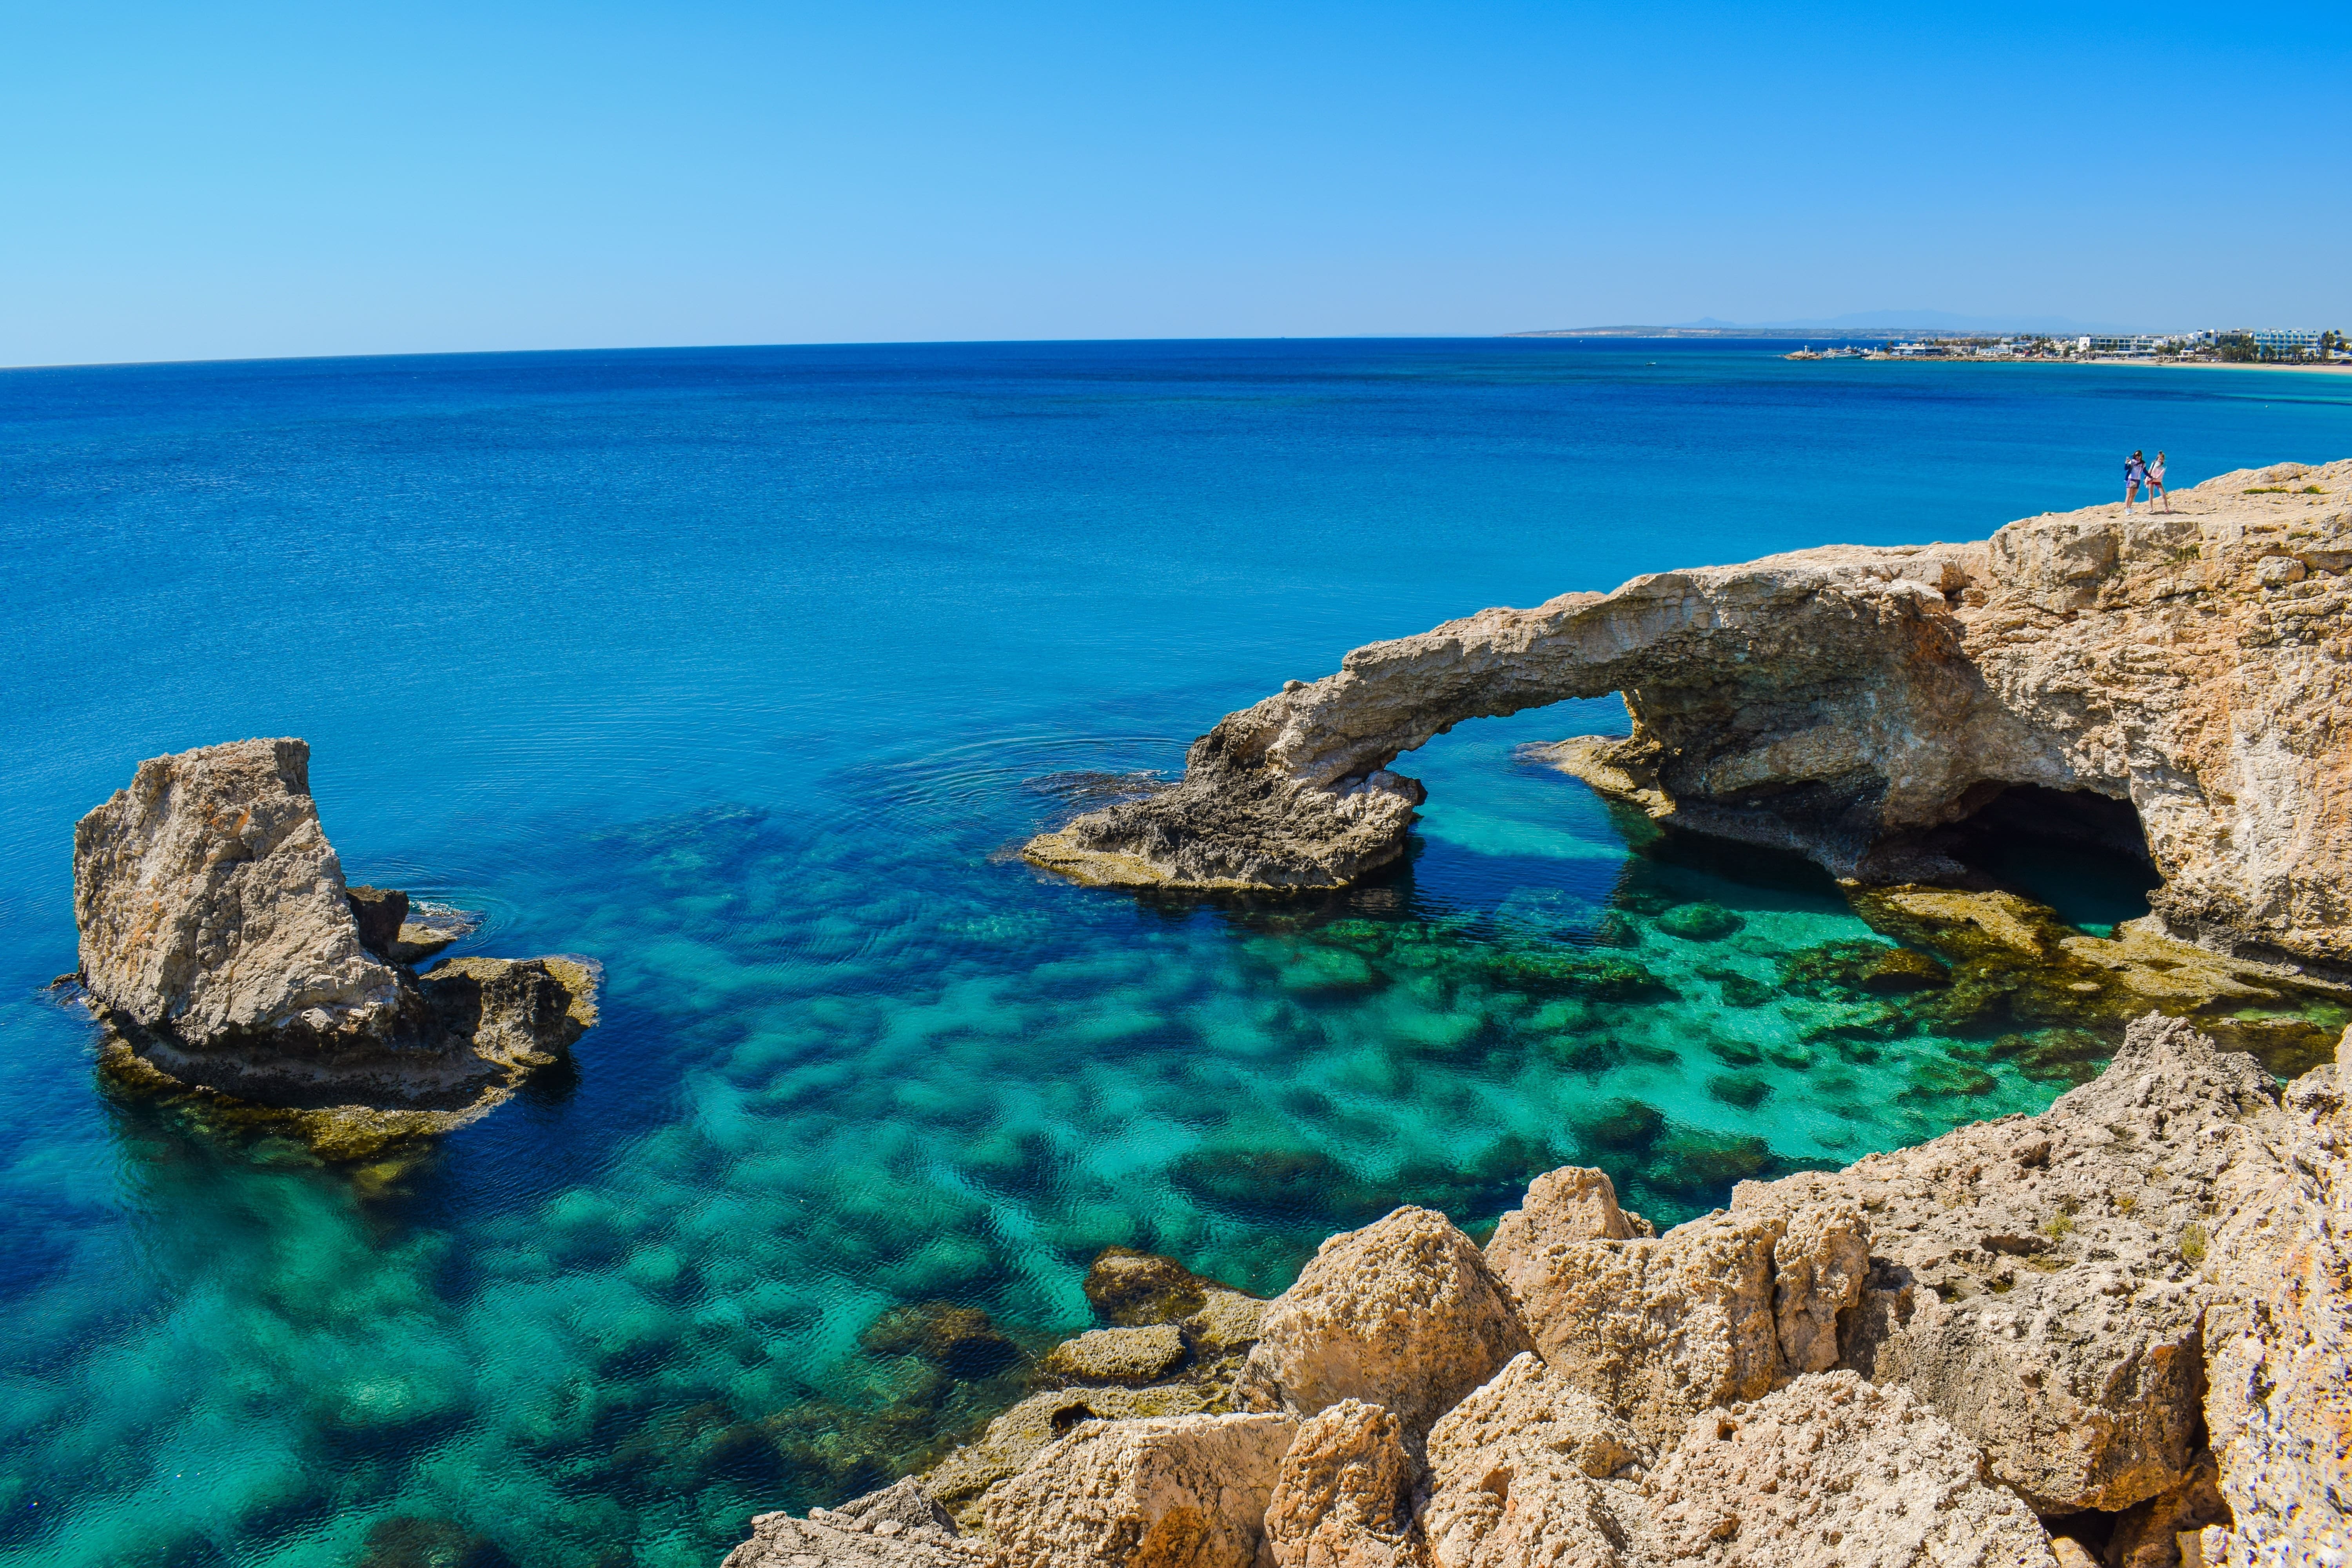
[1486, 1189, 1866, 1452]
[1425, 1352, 1642, 1482]
[1263, 1401, 1425, 1568]
[1645, 1371, 2058, 1568]
[980, 1413, 1297, 1568]
[1027, 462, 2352, 969]
[1235, 1207, 1531, 1438]
[73, 738, 597, 1154]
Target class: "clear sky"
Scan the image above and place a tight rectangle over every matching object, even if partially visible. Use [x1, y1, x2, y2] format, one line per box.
[3, 0, 2346, 366]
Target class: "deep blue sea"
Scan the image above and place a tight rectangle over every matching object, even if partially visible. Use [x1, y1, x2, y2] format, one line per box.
[4, 339, 2348, 1568]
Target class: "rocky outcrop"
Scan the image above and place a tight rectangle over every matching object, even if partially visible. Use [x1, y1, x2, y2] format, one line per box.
[726, 1015, 2352, 1568]
[1263, 1401, 1425, 1568]
[71, 738, 597, 1154]
[1644, 1371, 2058, 1568]
[1043, 1325, 1191, 1387]
[1025, 461, 2352, 971]
[1234, 1207, 1532, 1439]
[980, 1413, 1298, 1568]
[729, 1478, 992, 1568]
[1483, 1185, 1867, 1453]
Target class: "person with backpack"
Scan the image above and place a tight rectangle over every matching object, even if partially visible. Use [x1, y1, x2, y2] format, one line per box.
[2125, 450, 2147, 508]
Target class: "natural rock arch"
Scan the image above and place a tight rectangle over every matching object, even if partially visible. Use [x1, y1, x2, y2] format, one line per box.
[1026, 460, 2352, 970]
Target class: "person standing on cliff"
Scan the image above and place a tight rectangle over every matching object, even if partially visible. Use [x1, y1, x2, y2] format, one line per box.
[2148, 451, 2170, 512]
[2124, 450, 2147, 508]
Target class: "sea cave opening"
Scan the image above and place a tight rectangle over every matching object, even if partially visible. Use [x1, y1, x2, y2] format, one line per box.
[1945, 783, 2160, 935]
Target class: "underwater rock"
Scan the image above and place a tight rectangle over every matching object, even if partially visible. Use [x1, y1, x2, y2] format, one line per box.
[1651, 901, 1742, 941]
[980, 1413, 1298, 1568]
[1040, 1325, 1189, 1387]
[1235, 1206, 1532, 1439]
[1425, 1352, 1643, 1481]
[1083, 1247, 1225, 1326]
[1263, 1400, 1426, 1568]
[72, 738, 598, 1156]
[1644, 1372, 2059, 1568]
[1023, 462, 2352, 973]
[860, 1304, 1023, 1381]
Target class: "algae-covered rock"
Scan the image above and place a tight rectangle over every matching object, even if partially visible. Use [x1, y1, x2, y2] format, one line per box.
[1040, 1325, 1188, 1387]
[920, 1385, 1218, 1519]
[1653, 901, 1743, 941]
[860, 1303, 1022, 1380]
[1083, 1247, 1225, 1326]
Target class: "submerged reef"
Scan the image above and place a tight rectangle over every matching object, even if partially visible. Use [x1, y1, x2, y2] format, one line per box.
[71, 737, 598, 1158]
[1027, 460, 2352, 972]
[726, 1013, 2352, 1568]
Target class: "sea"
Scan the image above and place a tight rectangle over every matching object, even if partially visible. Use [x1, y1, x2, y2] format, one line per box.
[3, 339, 2348, 1568]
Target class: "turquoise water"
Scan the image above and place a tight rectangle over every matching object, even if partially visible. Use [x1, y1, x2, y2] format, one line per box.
[4, 341, 2348, 1568]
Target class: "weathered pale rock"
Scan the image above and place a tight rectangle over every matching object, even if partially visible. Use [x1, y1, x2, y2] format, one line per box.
[1805, 1013, 2268, 1514]
[75, 738, 414, 1051]
[726, 1510, 993, 1568]
[1026, 461, 2352, 969]
[1487, 1193, 1865, 1452]
[1644, 1371, 2058, 1568]
[2195, 1062, 2352, 1566]
[1264, 1401, 1425, 1568]
[1425, 1352, 1642, 1481]
[1483, 1167, 1653, 1292]
[1235, 1207, 1532, 1438]
[1417, 1446, 1646, 1568]
[817, 1477, 961, 1535]
[1042, 1325, 1190, 1386]
[1086, 1248, 1225, 1326]
[980, 1413, 1297, 1568]
[922, 1387, 1217, 1520]
[1188, 1290, 1269, 1352]
[72, 738, 597, 1154]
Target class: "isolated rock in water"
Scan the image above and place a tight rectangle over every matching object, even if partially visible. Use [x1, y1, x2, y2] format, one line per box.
[2198, 1061, 2352, 1565]
[1235, 1206, 1532, 1438]
[1025, 461, 2352, 969]
[1425, 1352, 1642, 1481]
[1263, 1401, 1425, 1568]
[980, 1413, 1297, 1568]
[1805, 1012, 2266, 1514]
[1645, 1371, 2058, 1568]
[1489, 1194, 1864, 1452]
[75, 738, 414, 1051]
[71, 738, 597, 1151]
[1041, 1324, 1190, 1387]
[1084, 1247, 1227, 1326]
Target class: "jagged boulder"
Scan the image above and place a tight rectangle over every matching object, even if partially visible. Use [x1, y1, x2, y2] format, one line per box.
[1798, 1013, 2269, 1513]
[1483, 1167, 1653, 1289]
[1417, 1440, 1646, 1568]
[980, 1414, 1297, 1568]
[1425, 1353, 1642, 1481]
[2197, 1058, 2352, 1565]
[1235, 1207, 1532, 1438]
[1485, 1195, 1866, 1452]
[729, 1474, 992, 1568]
[1263, 1401, 1424, 1568]
[1644, 1371, 2058, 1568]
[71, 737, 596, 1151]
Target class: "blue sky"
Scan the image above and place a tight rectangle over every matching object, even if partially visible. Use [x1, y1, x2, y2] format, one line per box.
[2, 0, 2345, 365]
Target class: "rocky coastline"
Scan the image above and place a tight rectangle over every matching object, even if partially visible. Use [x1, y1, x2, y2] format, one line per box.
[1025, 460, 2352, 975]
[726, 1013, 2351, 1568]
[69, 737, 598, 1159]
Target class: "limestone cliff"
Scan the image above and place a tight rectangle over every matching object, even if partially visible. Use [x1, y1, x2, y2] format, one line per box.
[72, 737, 597, 1153]
[1026, 460, 2352, 969]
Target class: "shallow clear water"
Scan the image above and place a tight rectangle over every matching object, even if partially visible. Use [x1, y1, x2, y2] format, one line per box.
[4, 341, 2348, 1568]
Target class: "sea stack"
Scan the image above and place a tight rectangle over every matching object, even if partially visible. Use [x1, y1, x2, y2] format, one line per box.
[72, 737, 597, 1151]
